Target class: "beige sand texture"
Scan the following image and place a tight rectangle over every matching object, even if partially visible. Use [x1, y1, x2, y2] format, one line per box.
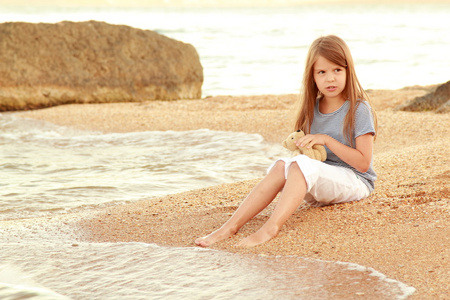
[17, 85, 450, 299]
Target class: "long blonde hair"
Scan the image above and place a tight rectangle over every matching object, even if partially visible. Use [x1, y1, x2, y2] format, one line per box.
[294, 35, 377, 146]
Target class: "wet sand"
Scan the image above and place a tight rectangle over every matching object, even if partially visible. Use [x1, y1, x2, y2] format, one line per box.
[18, 85, 450, 299]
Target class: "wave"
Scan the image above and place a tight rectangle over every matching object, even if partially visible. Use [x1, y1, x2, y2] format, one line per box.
[0, 264, 70, 300]
[0, 240, 415, 300]
[0, 114, 285, 220]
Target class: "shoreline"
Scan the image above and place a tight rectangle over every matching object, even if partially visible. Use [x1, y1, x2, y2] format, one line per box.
[16, 85, 450, 299]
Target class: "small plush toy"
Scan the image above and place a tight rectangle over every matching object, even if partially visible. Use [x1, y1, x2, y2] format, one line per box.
[282, 130, 327, 161]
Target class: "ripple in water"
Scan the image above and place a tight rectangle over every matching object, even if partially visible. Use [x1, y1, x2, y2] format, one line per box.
[0, 219, 416, 300]
[0, 114, 285, 220]
[1, 241, 415, 300]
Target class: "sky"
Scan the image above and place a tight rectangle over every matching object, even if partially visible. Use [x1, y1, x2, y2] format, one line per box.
[0, 0, 444, 7]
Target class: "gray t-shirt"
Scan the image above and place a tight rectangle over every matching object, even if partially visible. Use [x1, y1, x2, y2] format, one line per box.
[310, 100, 377, 192]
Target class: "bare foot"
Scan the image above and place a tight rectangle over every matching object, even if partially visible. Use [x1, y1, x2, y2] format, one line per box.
[195, 227, 237, 247]
[237, 225, 279, 247]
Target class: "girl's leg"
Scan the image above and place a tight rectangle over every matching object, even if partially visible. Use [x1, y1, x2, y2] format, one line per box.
[237, 163, 306, 247]
[195, 161, 286, 247]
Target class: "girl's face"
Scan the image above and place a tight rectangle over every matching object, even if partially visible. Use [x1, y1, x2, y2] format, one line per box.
[313, 55, 347, 102]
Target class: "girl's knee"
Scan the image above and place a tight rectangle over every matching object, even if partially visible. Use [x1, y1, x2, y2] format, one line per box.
[273, 160, 285, 171]
[287, 162, 306, 181]
[268, 160, 286, 177]
[288, 162, 301, 173]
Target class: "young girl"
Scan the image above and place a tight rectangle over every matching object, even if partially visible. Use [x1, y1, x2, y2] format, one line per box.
[195, 35, 377, 248]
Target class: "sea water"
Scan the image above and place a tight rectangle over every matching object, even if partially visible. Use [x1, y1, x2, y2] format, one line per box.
[1, 213, 415, 300]
[0, 3, 438, 299]
[0, 4, 449, 96]
[0, 114, 281, 221]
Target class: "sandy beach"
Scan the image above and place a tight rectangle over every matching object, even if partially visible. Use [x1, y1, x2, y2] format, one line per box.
[17, 85, 449, 299]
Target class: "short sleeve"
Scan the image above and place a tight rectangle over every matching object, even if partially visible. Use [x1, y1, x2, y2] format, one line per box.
[354, 101, 376, 138]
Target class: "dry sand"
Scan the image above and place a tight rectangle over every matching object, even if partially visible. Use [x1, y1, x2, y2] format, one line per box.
[17, 85, 449, 299]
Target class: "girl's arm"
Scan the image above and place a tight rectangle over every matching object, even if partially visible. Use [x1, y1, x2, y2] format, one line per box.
[296, 133, 374, 173]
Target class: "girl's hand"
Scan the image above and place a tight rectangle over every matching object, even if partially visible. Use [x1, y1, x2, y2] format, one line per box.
[295, 134, 328, 149]
[295, 132, 374, 173]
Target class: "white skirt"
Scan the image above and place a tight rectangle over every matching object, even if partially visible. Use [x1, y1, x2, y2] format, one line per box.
[267, 155, 370, 207]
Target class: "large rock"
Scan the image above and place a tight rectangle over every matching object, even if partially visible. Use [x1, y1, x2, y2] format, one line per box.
[398, 80, 450, 113]
[0, 21, 203, 111]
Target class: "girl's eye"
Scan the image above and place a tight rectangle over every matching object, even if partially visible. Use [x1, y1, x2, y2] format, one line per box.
[318, 71, 325, 74]
[335, 68, 342, 73]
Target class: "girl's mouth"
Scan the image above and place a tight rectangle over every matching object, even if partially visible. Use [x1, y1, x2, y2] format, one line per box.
[326, 86, 337, 92]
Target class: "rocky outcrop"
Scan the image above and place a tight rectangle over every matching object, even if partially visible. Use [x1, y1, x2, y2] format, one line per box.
[398, 80, 450, 113]
[436, 100, 450, 113]
[0, 21, 203, 111]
